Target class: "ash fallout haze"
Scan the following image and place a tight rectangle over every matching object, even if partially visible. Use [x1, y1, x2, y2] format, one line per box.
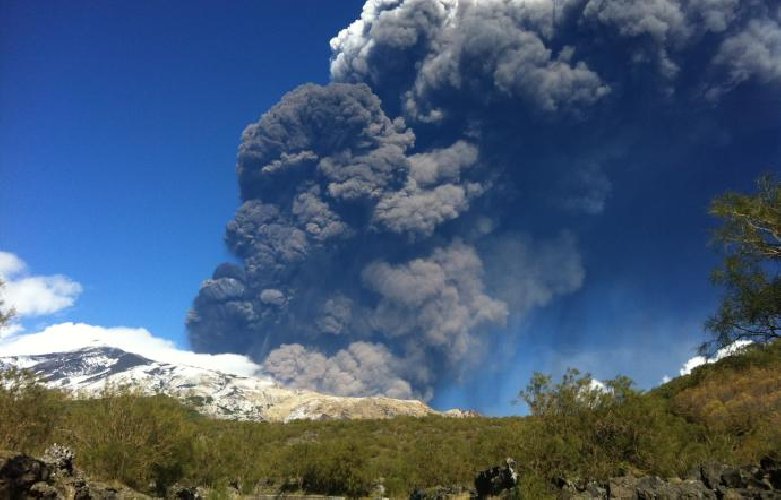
[2, 0, 780, 415]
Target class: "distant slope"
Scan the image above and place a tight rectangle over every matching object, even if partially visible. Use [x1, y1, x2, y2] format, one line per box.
[654, 340, 781, 460]
[0, 347, 472, 422]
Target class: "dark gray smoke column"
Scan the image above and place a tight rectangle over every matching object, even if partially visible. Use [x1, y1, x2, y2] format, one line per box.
[188, 81, 583, 400]
[330, 0, 781, 213]
[190, 0, 780, 401]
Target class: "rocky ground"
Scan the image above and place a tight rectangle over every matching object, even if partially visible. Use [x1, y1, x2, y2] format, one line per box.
[0, 445, 354, 499]
[550, 459, 781, 499]
[403, 459, 781, 499]
[0, 446, 147, 499]
[4, 445, 780, 499]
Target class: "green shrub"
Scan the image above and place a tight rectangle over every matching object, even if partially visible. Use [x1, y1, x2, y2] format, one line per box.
[63, 388, 196, 494]
[0, 367, 64, 453]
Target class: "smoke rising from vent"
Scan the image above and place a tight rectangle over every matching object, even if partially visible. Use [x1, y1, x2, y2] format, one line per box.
[189, 0, 781, 400]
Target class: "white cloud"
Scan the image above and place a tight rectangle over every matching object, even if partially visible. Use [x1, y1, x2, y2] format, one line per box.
[0, 251, 82, 317]
[0, 252, 25, 277]
[661, 340, 753, 383]
[0, 252, 260, 377]
[3, 276, 82, 316]
[0, 322, 262, 377]
[589, 378, 607, 392]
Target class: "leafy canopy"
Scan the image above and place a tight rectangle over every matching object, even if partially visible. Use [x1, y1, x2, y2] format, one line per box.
[704, 174, 781, 354]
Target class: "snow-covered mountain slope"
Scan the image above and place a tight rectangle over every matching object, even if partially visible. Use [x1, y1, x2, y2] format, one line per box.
[0, 347, 473, 422]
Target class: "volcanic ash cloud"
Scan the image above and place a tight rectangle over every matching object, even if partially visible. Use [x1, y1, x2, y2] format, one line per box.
[187, 82, 583, 400]
[189, 0, 780, 400]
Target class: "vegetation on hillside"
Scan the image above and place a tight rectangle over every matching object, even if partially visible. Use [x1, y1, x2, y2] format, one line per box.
[1, 340, 779, 497]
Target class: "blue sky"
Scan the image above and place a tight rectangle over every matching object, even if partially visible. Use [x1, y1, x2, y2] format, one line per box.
[1, 0, 364, 340]
[2, 0, 779, 415]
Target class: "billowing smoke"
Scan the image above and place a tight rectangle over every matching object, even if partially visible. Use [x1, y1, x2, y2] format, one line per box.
[189, 0, 780, 400]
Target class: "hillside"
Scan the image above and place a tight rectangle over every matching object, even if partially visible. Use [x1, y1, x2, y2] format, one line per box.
[0, 346, 470, 422]
[654, 340, 781, 464]
[1, 341, 779, 498]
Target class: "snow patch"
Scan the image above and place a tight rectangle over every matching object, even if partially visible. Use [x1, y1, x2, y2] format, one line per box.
[0, 322, 263, 377]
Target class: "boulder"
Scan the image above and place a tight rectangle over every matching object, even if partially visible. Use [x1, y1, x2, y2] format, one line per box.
[555, 462, 781, 500]
[673, 479, 716, 499]
[720, 467, 748, 489]
[608, 476, 638, 499]
[715, 485, 775, 499]
[700, 463, 727, 489]
[760, 458, 781, 490]
[474, 458, 518, 499]
[769, 469, 781, 491]
[0, 451, 51, 498]
[408, 485, 470, 500]
[42, 444, 75, 478]
[167, 484, 202, 499]
[584, 481, 607, 498]
[636, 476, 677, 499]
[29, 480, 60, 498]
[1, 448, 150, 500]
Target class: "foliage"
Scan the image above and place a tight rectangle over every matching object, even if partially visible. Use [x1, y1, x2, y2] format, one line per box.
[664, 340, 781, 463]
[516, 369, 699, 479]
[300, 441, 374, 497]
[0, 278, 14, 329]
[711, 174, 781, 261]
[517, 368, 633, 417]
[0, 367, 65, 452]
[0, 342, 779, 497]
[64, 388, 196, 494]
[705, 174, 781, 354]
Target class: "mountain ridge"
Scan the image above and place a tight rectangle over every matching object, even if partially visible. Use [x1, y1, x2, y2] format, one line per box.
[0, 346, 475, 422]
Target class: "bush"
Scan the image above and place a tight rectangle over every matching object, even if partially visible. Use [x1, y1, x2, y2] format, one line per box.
[0, 367, 64, 453]
[63, 388, 196, 494]
[300, 441, 374, 497]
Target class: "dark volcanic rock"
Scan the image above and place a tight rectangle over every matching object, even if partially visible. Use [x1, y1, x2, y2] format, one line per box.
[0, 452, 51, 498]
[474, 458, 518, 499]
[701, 463, 728, 490]
[721, 467, 747, 489]
[674, 479, 716, 499]
[0, 448, 149, 499]
[553, 460, 781, 500]
[608, 476, 638, 499]
[167, 484, 202, 499]
[636, 476, 678, 499]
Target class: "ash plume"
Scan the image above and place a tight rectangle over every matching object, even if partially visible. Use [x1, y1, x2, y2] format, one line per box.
[189, 0, 781, 400]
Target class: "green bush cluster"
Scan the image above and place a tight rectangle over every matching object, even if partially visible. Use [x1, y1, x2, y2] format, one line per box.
[65, 390, 197, 494]
[0, 341, 778, 498]
[0, 367, 65, 452]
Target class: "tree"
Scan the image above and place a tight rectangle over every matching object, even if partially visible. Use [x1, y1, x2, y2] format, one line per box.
[518, 369, 595, 417]
[0, 278, 14, 328]
[517, 368, 635, 417]
[703, 174, 780, 354]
